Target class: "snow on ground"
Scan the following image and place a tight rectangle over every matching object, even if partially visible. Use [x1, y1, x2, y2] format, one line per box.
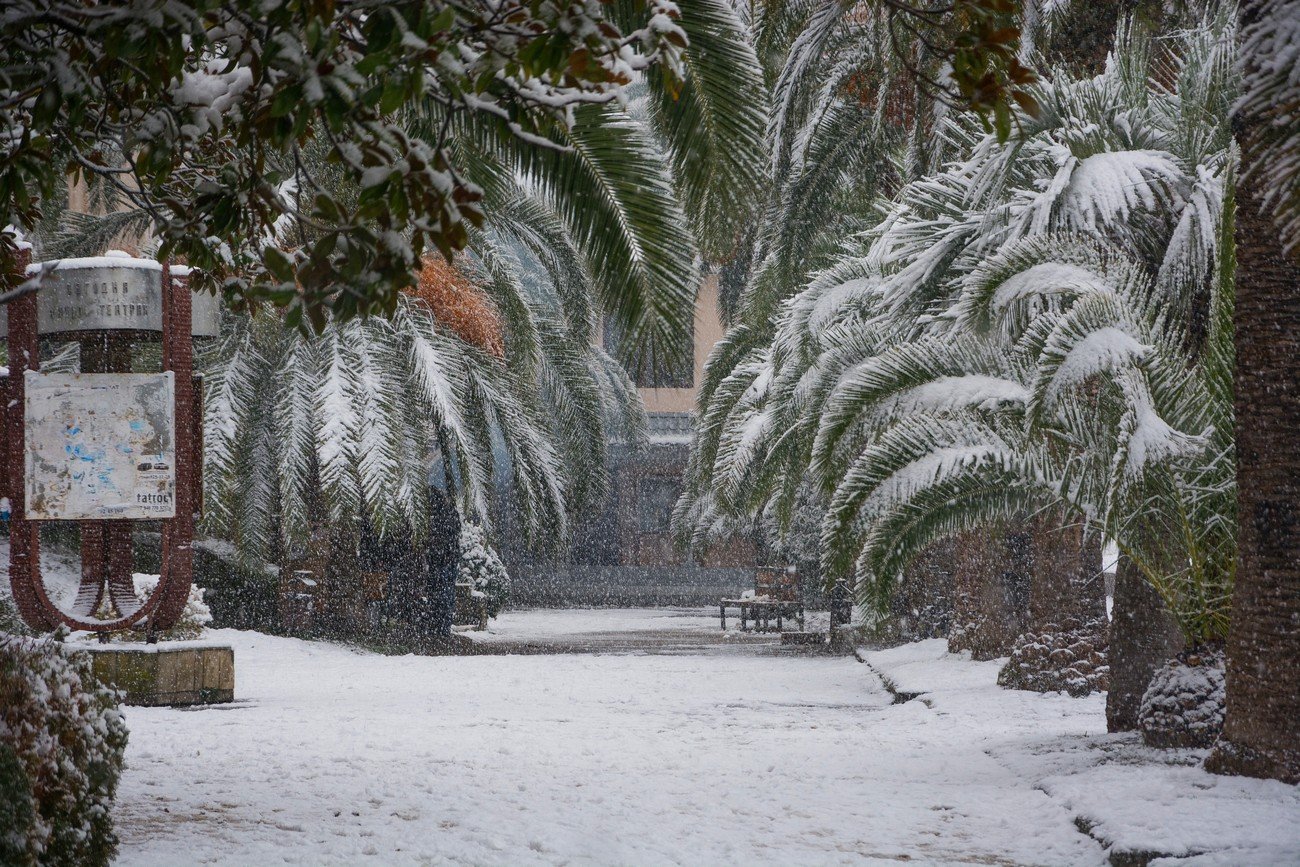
[458, 605, 831, 653]
[466, 606, 835, 639]
[863, 640, 1300, 866]
[111, 620, 1122, 866]
[462, 606, 725, 640]
[0, 536, 82, 610]
[5, 566, 1295, 864]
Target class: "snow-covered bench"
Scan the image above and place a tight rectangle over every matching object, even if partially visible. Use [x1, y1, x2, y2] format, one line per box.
[720, 567, 804, 632]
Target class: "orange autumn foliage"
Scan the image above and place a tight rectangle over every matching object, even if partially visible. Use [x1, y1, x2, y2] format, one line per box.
[404, 257, 505, 359]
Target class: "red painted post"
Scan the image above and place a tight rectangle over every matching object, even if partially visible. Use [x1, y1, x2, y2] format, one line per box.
[152, 263, 195, 630]
[0, 371, 9, 505]
[6, 248, 56, 630]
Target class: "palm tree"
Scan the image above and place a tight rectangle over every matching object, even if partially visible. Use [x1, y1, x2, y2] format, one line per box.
[32, 2, 770, 573]
[678, 11, 1238, 695]
[1205, 0, 1300, 784]
[678, 0, 1126, 649]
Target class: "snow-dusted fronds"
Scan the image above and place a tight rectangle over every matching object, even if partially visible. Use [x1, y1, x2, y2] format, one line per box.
[1021, 148, 1188, 238]
[956, 236, 1141, 338]
[202, 277, 632, 561]
[682, 14, 1239, 635]
[712, 354, 775, 503]
[351, 318, 415, 534]
[767, 0, 863, 169]
[811, 334, 1024, 480]
[314, 324, 363, 525]
[507, 104, 700, 367]
[818, 413, 1053, 602]
[488, 191, 599, 343]
[200, 315, 267, 545]
[1108, 371, 1207, 482]
[768, 258, 886, 365]
[1156, 159, 1231, 311]
[272, 334, 319, 544]
[587, 346, 648, 448]
[1038, 317, 1150, 410]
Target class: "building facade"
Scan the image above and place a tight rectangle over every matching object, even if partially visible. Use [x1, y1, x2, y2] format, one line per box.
[504, 274, 761, 606]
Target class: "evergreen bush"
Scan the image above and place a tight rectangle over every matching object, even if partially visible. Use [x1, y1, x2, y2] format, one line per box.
[0, 635, 128, 867]
[457, 524, 510, 619]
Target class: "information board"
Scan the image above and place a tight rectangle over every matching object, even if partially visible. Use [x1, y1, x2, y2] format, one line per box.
[24, 372, 176, 520]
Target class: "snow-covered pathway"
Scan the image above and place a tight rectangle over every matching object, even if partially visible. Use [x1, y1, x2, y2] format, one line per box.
[115, 628, 1110, 866]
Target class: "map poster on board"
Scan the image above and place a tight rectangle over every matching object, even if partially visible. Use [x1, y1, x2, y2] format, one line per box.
[24, 372, 176, 520]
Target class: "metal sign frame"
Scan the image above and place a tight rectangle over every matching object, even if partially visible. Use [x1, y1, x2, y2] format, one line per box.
[4, 253, 198, 633]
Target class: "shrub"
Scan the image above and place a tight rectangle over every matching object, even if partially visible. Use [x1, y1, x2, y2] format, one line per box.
[0, 593, 30, 637]
[0, 634, 128, 866]
[124, 574, 213, 641]
[457, 523, 510, 618]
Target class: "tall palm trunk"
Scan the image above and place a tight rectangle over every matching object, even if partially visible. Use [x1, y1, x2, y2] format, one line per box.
[949, 530, 1023, 660]
[1207, 3, 1300, 779]
[1107, 554, 1184, 731]
[1024, 516, 1106, 627]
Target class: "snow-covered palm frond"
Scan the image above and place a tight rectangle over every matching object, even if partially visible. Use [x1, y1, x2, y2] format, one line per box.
[768, 0, 865, 170]
[314, 324, 364, 526]
[640, 0, 770, 259]
[1022, 148, 1188, 237]
[810, 334, 1019, 477]
[819, 413, 1051, 597]
[487, 104, 700, 369]
[200, 315, 266, 544]
[272, 333, 319, 544]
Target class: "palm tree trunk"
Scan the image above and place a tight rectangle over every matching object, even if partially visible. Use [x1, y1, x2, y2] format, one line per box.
[949, 530, 1022, 660]
[1025, 515, 1106, 626]
[1107, 553, 1184, 731]
[997, 515, 1109, 694]
[1206, 20, 1300, 779]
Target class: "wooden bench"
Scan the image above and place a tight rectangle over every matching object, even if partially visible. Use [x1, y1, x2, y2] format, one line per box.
[454, 582, 489, 631]
[720, 567, 804, 632]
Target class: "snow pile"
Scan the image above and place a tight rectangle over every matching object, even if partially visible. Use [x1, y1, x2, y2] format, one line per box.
[1138, 647, 1225, 749]
[1041, 759, 1300, 865]
[867, 638, 1300, 866]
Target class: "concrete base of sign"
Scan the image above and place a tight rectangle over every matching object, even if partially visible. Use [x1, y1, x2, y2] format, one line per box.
[80, 642, 234, 706]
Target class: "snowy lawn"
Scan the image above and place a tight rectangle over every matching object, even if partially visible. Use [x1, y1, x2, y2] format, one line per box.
[112, 625, 1126, 866]
[862, 640, 1300, 866]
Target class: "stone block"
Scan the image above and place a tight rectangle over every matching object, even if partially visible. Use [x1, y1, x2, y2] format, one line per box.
[78, 643, 234, 706]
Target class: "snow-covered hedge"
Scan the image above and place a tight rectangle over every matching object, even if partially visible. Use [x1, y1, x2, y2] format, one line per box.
[457, 524, 510, 618]
[0, 635, 128, 866]
[126, 573, 212, 641]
